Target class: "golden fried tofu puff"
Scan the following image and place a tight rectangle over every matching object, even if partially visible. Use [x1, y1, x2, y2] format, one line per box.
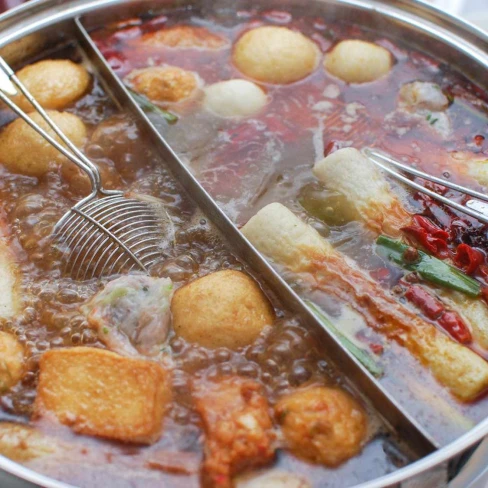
[171, 270, 274, 349]
[12, 60, 90, 111]
[0, 332, 24, 392]
[125, 66, 201, 106]
[34, 347, 171, 444]
[275, 387, 367, 467]
[233, 26, 319, 84]
[324, 40, 393, 84]
[140, 25, 228, 49]
[0, 111, 86, 177]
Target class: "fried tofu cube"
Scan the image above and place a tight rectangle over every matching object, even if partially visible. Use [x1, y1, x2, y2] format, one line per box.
[34, 347, 170, 444]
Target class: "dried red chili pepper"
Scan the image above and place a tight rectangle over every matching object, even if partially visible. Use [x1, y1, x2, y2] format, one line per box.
[438, 311, 472, 344]
[401, 215, 449, 258]
[405, 285, 444, 319]
[404, 285, 472, 343]
[453, 243, 485, 275]
[413, 215, 450, 240]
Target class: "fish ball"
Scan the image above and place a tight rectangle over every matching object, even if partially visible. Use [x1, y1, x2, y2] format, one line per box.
[233, 26, 319, 84]
[0, 111, 87, 177]
[203, 79, 267, 118]
[171, 270, 274, 349]
[275, 387, 367, 466]
[324, 40, 393, 83]
[12, 60, 90, 111]
[126, 66, 200, 105]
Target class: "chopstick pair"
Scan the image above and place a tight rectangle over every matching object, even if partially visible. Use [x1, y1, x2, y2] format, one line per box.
[362, 148, 488, 225]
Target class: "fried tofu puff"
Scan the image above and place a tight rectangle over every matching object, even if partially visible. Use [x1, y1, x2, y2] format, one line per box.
[194, 377, 275, 488]
[324, 40, 393, 84]
[275, 387, 367, 467]
[233, 26, 319, 84]
[0, 111, 86, 177]
[204, 79, 267, 118]
[125, 66, 201, 106]
[12, 60, 90, 111]
[140, 25, 228, 49]
[34, 347, 170, 444]
[242, 203, 488, 401]
[313, 148, 412, 237]
[171, 270, 274, 350]
[0, 332, 24, 392]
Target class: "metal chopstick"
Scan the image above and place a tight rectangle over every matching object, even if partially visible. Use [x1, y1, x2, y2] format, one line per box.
[362, 147, 488, 225]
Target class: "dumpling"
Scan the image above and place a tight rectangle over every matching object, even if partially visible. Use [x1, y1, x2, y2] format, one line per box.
[0, 111, 86, 177]
[203, 79, 267, 118]
[233, 26, 319, 84]
[12, 59, 90, 111]
[171, 270, 274, 349]
[324, 40, 393, 83]
[125, 65, 201, 105]
[275, 387, 367, 466]
[83, 275, 173, 359]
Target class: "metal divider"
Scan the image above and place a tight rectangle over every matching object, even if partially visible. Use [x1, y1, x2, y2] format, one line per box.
[72, 15, 436, 463]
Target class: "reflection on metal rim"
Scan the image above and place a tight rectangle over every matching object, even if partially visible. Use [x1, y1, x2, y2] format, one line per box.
[0, 1, 486, 487]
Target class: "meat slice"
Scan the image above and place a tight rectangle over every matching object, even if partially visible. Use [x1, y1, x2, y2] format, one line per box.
[399, 81, 449, 112]
[194, 377, 275, 488]
[83, 275, 173, 358]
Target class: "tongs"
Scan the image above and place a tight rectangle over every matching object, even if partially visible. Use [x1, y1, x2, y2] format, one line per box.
[363, 148, 488, 225]
[0, 56, 173, 280]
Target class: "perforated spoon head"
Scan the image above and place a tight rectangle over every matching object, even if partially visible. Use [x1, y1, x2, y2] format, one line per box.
[53, 192, 174, 280]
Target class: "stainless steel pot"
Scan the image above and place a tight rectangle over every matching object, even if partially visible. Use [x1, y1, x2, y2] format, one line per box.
[0, 0, 486, 487]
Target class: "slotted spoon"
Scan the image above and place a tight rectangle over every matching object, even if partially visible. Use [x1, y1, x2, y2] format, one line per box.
[0, 56, 173, 279]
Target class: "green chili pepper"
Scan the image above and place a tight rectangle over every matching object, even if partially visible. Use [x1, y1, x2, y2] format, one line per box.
[126, 87, 178, 124]
[305, 300, 384, 378]
[376, 235, 481, 297]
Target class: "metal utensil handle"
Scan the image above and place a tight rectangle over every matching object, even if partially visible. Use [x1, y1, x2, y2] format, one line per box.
[0, 56, 119, 197]
[362, 148, 488, 225]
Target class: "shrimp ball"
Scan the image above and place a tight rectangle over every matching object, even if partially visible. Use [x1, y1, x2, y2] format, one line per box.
[12, 60, 90, 111]
[140, 25, 228, 49]
[171, 270, 274, 349]
[0, 111, 87, 177]
[126, 66, 200, 105]
[324, 40, 393, 83]
[203, 79, 267, 118]
[275, 387, 367, 467]
[233, 26, 319, 84]
[0, 332, 24, 391]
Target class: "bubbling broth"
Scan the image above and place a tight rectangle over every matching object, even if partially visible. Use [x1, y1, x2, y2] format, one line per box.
[0, 40, 408, 488]
[0, 3, 487, 487]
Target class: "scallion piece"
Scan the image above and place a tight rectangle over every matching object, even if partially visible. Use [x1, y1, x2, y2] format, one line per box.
[305, 300, 384, 378]
[126, 87, 178, 124]
[376, 235, 481, 297]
